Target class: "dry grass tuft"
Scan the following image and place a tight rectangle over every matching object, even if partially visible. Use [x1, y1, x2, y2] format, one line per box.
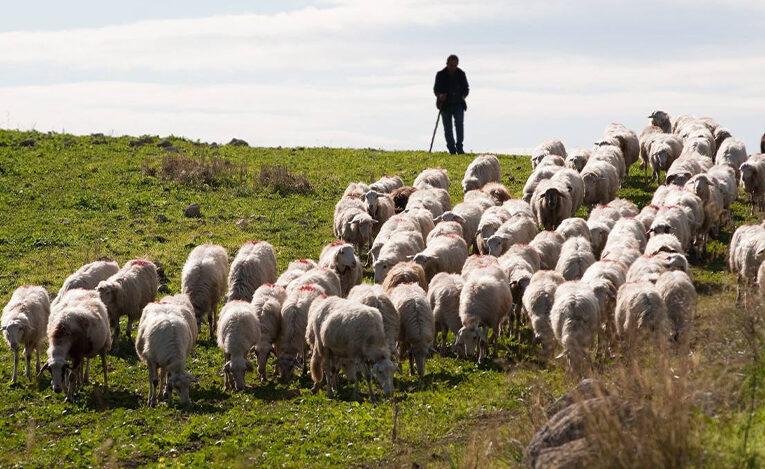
[141, 154, 242, 188]
[255, 164, 314, 196]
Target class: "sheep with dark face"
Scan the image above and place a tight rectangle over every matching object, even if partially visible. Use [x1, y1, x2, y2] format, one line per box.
[531, 180, 572, 230]
[649, 110, 671, 133]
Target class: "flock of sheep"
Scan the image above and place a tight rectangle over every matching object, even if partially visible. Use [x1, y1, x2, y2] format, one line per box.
[2, 112, 765, 406]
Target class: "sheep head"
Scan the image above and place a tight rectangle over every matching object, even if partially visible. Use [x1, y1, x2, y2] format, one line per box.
[0, 322, 26, 350]
[168, 370, 194, 405]
[462, 177, 481, 193]
[224, 356, 253, 391]
[335, 245, 357, 272]
[455, 325, 488, 358]
[371, 358, 396, 398]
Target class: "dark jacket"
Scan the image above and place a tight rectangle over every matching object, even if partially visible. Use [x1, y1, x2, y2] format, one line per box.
[433, 67, 469, 110]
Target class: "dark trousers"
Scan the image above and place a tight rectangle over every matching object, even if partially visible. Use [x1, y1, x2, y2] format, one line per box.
[441, 104, 464, 154]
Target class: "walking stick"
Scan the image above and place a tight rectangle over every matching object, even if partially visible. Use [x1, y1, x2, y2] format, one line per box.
[428, 108, 441, 153]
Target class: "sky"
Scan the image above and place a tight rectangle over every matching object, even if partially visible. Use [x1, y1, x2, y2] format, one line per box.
[1, 0, 764, 154]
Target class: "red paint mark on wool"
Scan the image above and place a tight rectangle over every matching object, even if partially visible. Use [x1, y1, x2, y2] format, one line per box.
[648, 204, 659, 210]
[263, 283, 276, 287]
[129, 260, 151, 267]
[296, 259, 311, 264]
[330, 241, 345, 247]
[299, 284, 318, 292]
[246, 240, 262, 245]
[320, 294, 328, 299]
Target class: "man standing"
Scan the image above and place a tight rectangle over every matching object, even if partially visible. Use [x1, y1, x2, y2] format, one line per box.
[433, 54, 469, 154]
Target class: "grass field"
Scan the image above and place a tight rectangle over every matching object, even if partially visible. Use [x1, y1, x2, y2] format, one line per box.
[0, 129, 762, 468]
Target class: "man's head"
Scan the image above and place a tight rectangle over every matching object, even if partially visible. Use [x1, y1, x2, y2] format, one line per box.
[446, 54, 459, 73]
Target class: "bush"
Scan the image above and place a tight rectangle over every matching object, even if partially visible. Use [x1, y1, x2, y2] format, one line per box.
[255, 164, 313, 196]
[144, 154, 240, 188]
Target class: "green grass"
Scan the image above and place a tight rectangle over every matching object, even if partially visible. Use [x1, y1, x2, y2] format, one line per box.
[0, 129, 761, 468]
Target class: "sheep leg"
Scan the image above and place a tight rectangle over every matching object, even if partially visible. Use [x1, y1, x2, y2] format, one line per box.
[415, 352, 426, 379]
[408, 352, 415, 376]
[208, 307, 216, 341]
[147, 362, 158, 407]
[83, 358, 90, 385]
[310, 352, 324, 393]
[302, 349, 307, 376]
[125, 317, 134, 341]
[101, 352, 108, 390]
[111, 321, 120, 353]
[35, 347, 40, 375]
[11, 349, 18, 384]
[366, 371, 377, 404]
[24, 348, 32, 381]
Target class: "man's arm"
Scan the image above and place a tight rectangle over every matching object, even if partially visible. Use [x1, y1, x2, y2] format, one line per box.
[462, 71, 469, 98]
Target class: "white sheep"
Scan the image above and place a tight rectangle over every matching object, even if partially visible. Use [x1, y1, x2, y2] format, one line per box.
[550, 168, 585, 216]
[635, 204, 659, 232]
[639, 125, 664, 172]
[531, 140, 567, 168]
[530, 230, 565, 270]
[287, 267, 342, 297]
[44, 293, 111, 401]
[550, 281, 600, 376]
[587, 219, 611, 258]
[503, 198, 535, 218]
[665, 155, 704, 187]
[602, 123, 640, 170]
[374, 230, 425, 283]
[364, 190, 396, 237]
[499, 252, 536, 338]
[537, 154, 565, 168]
[729, 224, 765, 303]
[319, 242, 362, 297]
[369, 215, 421, 262]
[97, 259, 158, 351]
[388, 283, 434, 378]
[334, 196, 377, 253]
[476, 207, 511, 254]
[413, 233, 469, 281]
[462, 154, 501, 193]
[663, 187, 705, 238]
[135, 303, 194, 406]
[227, 241, 277, 303]
[275, 258, 317, 288]
[590, 143, 626, 180]
[347, 284, 400, 359]
[685, 174, 724, 250]
[644, 233, 683, 255]
[277, 284, 325, 382]
[435, 202, 483, 250]
[158, 294, 199, 344]
[707, 165, 738, 218]
[522, 166, 564, 203]
[655, 271, 696, 351]
[406, 187, 451, 218]
[251, 283, 287, 381]
[343, 181, 370, 198]
[580, 161, 619, 207]
[464, 189, 496, 210]
[405, 207, 437, 242]
[608, 218, 648, 253]
[614, 282, 669, 351]
[522, 270, 565, 359]
[427, 273, 464, 351]
[461, 254, 500, 280]
[531, 179, 573, 230]
[565, 147, 591, 173]
[486, 215, 538, 257]
[647, 133, 683, 183]
[556, 217, 592, 243]
[582, 259, 627, 291]
[555, 236, 595, 281]
[456, 264, 512, 362]
[52, 259, 119, 307]
[427, 220, 464, 245]
[740, 154, 765, 215]
[369, 175, 404, 193]
[2, 285, 50, 383]
[588, 204, 622, 229]
[216, 300, 259, 391]
[626, 252, 689, 284]
[715, 139, 748, 178]
[413, 168, 449, 190]
[648, 206, 692, 253]
[180, 245, 227, 340]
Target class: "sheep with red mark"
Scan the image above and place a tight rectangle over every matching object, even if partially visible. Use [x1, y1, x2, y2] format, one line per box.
[180, 245, 227, 341]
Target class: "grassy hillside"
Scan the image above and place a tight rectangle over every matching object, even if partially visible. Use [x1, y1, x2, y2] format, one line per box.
[0, 129, 762, 468]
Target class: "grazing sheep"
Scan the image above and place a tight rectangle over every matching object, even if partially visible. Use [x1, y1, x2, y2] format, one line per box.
[581, 161, 619, 207]
[589, 204, 622, 229]
[639, 125, 663, 171]
[53, 259, 119, 307]
[180, 245, 227, 340]
[427, 220, 464, 245]
[531, 179, 573, 230]
[587, 219, 611, 258]
[582, 260, 627, 291]
[665, 156, 704, 186]
[463, 189, 496, 210]
[312, 298, 396, 401]
[648, 206, 692, 253]
[413, 168, 449, 190]
[277, 284, 325, 382]
[614, 282, 669, 350]
[537, 154, 565, 168]
[522, 270, 565, 359]
[407, 187, 451, 219]
[389, 283, 434, 378]
[369, 175, 404, 193]
[158, 294, 199, 343]
[565, 147, 591, 173]
[655, 271, 696, 351]
[600, 243, 642, 268]
[590, 143, 626, 180]
[427, 273, 465, 350]
[522, 166, 564, 203]
[486, 215, 538, 257]
[364, 190, 396, 237]
[405, 207, 437, 241]
[550, 281, 600, 375]
[645, 233, 683, 255]
[435, 202, 483, 249]
[685, 174, 724, 249]
[456, 265, 512, 362]
[555, 236, 595, 281]
[626, 253, 689, 284]
[413, 234, 469, 281]
[369, 215, 421, 262]
[347, 284, 400, 359]
[647, 133, 684, 183]
[287, 268, 342, 297]
[461, 254, 500, 280]
[462, 154, 501, 193]
[481, 182, 512, 205]
[333, 196, 376, 253]
[550, 168, 585, 215]
[319, 242, 362, 297]
[530, 230, 565, 270]
[663, 187, 705, 238]
[499, 252, 536, 337]
[556, 217, 591, 243]
[649, 110, 672, 133]
[504, 199, 535, 218]
[391, 186, 417, 213]
[343, 182, 370, 198]
[227, 241, 277, 303]
[603, 123, 640, 170]
[740, 154, 765, 215]
[251, 283, 287, 381]
[531, 140, 567, 169]
[136, 303, 195, 406]
[98, 259, 159, 350]
[374, 231, 426, 283]
[2, 285, 50, 383]
[707, 165, 738, 216]
[505, 243, 542, 272]
[44, 294, 111, 401]
[381, 261, 428, 294]
[729, 224, 765, 303]
[276, 259, 317, 288]
[217, 300, 262, 391]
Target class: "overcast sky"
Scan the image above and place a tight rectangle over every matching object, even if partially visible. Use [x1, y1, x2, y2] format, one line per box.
[1, 0, 763, 154]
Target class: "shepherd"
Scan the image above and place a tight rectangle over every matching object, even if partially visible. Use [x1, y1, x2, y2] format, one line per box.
[433, 54, 469, 155]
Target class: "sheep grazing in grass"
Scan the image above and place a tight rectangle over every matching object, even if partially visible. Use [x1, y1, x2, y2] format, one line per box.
[522, 166, 563, 203]
[369, 215, 421, 262]
[537, 154, 565, 168]
[645, 233, 683, 256]
[639, 125, 663, 171]
[648, 207, 692, 253]
[486, 215, 538, 257]
[655, 271, 696, 351]
[389, 283, 434, 378]
[427, 220, 464, 245]
[136, 303, 194, 406]
[647, 134, 683, 183]
[685, 174, 724, 250]
[44, 293, 111, 402]
[550, 281, 600, 376]
[602, 123, 640, 170]
[614, 282, 669, 352]
[435, 201, 483, 249]
[181, 245, 228, 340]
[374, 231, 425, 284]
[555, 237, 595, 281]
[740, 154, 765, 215]
[343, 182, 370, 198]
[635, 204, 659, 232]
[217, 301, 259, 391]
[157, 294, 198, 344]
[556, 217, 591, 244]
[427, 273, 464, 351]
[531, 139, 567, 169]
[729, 224, 765, 304]
[382, 261, 428, 294]
[590, 142, 626, 181]
[522, 270, 565, 359]
[227, 241, 277, 303]
[319, 242, 362, 297]
[97, 259, 159, 351]
[457, 264, 512, 363]
[462, 154, 501, 192]
[369, 175, 404, 193]
[53, 259, 119, 307]
[550, 168, 585, 216]
[504, 199, 535, 218]
[287, 268, 342, 298]
[464, 189, 495, 210]
[333, 195, 377, 253]
[413, 168, 449, 190]
[461, 254, 500, 280]
[275, 259, 317, 288]
[406, 187, 451, 219]
[2, 285, 50, 383]
[277, 284, 325, 383]
[474, 207, 511, 253]
[413, 233, 469, 282]
[347, 284, 399, 359]
[251, 283, 287, 381]
[405, 207, 437, 242]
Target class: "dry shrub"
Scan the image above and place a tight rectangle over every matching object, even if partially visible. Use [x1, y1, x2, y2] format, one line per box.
[146, 154, 240, 188]
[255, 164, 313, 196]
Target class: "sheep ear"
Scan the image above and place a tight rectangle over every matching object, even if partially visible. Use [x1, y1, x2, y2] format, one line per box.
[453, 214, 466, 224]
[555, 351, 567, 360]
[478, 329, 488, 342]
[38, 362, 50, 376]
[370, 219, 378, 224]
[433, 215, 443, 223]
[223, 361, 231, 372]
